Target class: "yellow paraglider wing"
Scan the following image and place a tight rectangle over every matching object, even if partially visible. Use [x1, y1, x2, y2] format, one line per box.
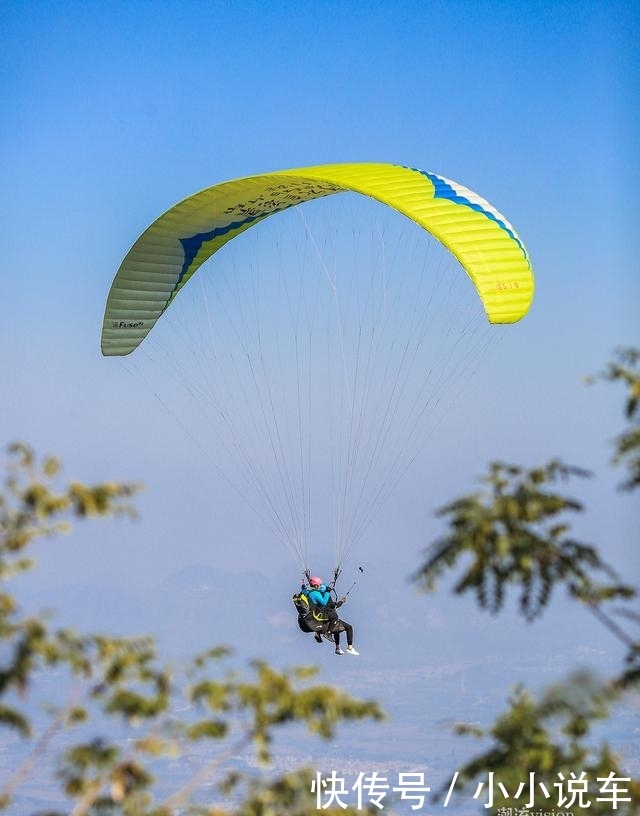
[101, 162, 533, 356]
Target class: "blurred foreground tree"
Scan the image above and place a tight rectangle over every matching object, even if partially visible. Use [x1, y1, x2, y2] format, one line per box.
[0, 443, 382, 815]
[414, 347, 640, 814]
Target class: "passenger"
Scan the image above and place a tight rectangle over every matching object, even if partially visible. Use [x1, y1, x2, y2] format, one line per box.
[307, 576, 359, 656]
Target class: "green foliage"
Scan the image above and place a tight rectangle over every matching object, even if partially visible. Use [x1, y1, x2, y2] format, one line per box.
[0, 443, 383, 814]
[586, 346, 640, 491]
[413, 459, 634, 621]
[415, 349, 640, 813]
[0, 444, 140, 732]
[445, 673, 640, 814]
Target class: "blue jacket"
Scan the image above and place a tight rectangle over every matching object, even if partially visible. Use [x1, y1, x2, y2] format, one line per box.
[308, 586, 332, 607]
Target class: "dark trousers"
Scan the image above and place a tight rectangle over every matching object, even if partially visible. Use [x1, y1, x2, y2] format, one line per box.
[334, 621, 353, 647]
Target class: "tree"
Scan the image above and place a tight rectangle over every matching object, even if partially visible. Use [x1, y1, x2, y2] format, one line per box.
[413, 348, 640, 814]
[586, 346, 640, 493]
[0, 443, 382, 815]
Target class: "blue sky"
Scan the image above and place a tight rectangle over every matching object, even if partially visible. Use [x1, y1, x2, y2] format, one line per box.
[1, 2, 639, 810]
[1, 0, 638, 618]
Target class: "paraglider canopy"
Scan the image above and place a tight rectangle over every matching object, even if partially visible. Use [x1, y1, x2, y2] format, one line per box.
[101, 162, 534, 574]
[101, 162, 533, 357]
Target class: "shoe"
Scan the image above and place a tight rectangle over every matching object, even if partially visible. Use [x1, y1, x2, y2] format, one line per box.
[314, 633, 322, 643]
[346, 646, 359, 655]
[335, 647, 345, 655]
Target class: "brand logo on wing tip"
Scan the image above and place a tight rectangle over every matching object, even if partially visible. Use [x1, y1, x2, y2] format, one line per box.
[112, 320, 144, 329]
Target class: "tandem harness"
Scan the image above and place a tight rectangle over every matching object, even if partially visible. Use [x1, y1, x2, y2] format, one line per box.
[292, 590, 344, 635]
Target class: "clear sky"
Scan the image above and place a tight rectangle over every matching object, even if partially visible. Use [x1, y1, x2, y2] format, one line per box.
[1, 2, 639, 810]
[1, 0, 638, 619]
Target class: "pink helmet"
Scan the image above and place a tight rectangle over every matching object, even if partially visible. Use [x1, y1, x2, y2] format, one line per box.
[309, 576, 323, 587]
